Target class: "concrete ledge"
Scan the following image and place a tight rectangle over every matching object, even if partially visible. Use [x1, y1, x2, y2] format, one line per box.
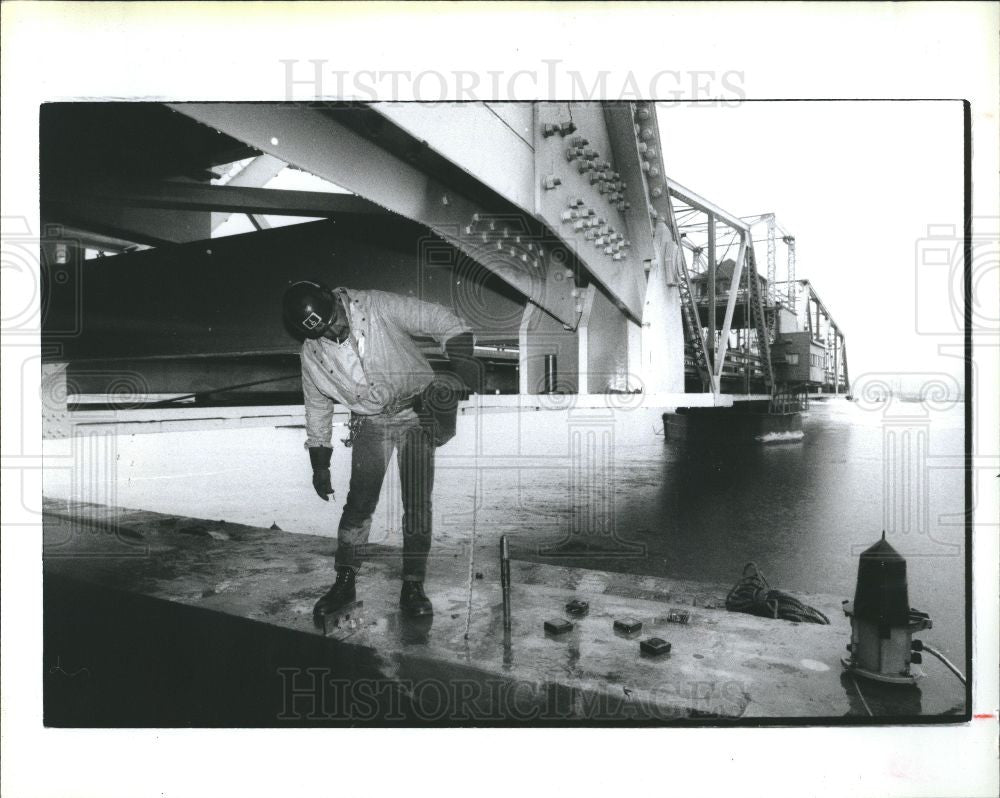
[42, 499, 963, 725]
[60, 392, 769, 436]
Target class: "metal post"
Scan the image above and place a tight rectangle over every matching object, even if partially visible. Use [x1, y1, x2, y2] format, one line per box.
[543, 354, 557, 394]
[745, 247, 752, 392]
[500, 536, 512, 632]
[785, 237, 796, 309]
[707, 213, 716, 372]
[833, 332, 840, 395]
[842, 343, 851, 395]
[766, 214, 776, 305]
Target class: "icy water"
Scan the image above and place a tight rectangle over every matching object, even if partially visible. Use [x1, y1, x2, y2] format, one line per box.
[44, 398, 967, 670]
[581, 399, 968, 665]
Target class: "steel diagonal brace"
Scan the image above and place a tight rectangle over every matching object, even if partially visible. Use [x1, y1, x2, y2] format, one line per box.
[714, 231, 747, 381]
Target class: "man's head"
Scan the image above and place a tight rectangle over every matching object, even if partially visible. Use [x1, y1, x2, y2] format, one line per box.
[282, 280, 349, 340]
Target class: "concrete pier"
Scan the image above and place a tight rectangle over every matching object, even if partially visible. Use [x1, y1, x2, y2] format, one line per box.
[42, 499, 965, 725]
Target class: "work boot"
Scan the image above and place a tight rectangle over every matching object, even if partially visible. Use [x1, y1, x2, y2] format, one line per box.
[400, 581, 433, 617]
[313, 567, 356, 618]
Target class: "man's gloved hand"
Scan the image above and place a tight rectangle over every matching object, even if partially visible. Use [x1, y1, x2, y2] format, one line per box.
[308, 446, 335, 501]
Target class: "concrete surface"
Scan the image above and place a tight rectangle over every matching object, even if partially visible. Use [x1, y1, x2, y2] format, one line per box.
[42, 499, 966, 724]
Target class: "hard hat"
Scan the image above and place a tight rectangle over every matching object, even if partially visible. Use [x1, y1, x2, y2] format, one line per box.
[283, 280, 336, 338]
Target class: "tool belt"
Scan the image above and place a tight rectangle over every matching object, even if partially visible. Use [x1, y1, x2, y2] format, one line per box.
[415, 374, 462, 448]
[342, 377, 462, 449]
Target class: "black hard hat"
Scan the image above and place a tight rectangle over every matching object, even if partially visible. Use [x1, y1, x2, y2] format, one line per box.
[283, 280, 336, 338]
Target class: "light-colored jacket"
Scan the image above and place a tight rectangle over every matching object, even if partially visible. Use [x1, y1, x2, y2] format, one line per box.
[302, 288, 471, 447]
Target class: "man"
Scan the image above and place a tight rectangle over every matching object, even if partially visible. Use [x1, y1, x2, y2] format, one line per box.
[283, 280, 475, 619]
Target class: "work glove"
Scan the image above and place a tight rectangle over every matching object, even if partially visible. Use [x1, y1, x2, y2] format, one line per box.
[308, 446, 335, 501]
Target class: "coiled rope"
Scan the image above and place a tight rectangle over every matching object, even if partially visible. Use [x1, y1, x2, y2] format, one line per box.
[725, 562, 830, 625]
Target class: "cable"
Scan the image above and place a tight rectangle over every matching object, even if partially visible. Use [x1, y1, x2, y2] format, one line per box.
[922, 643, 967, 686]
[146, 373, 300, 407]
[851, 674, 874, 717]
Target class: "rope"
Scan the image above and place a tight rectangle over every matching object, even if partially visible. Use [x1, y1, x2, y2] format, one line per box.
[725, 562, 830, 625]
[922, 643, 967, 686]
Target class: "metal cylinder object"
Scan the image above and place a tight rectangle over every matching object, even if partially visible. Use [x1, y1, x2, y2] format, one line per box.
[841, 532, 932, 685]
[543, 354, 557, 394]
[500, 535, 512, 632]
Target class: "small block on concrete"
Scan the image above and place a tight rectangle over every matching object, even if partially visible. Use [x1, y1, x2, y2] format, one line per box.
[614, 617, 642, 634]
[640, 637, 672, 656]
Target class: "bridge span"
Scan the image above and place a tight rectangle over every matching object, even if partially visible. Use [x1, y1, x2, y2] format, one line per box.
[40, 101, 848, 421]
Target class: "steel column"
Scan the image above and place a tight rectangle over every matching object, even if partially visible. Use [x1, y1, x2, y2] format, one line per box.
[784, 236, 796, 309]
[707, 213, 716, 370]
[834, 333, 840, 395]
[766, 214, 776, 304]
[714, 230, 747, 381]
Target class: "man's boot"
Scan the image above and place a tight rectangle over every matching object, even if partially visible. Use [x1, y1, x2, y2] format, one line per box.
[400, 581, 433, 617]
[313, 567, 356, 618]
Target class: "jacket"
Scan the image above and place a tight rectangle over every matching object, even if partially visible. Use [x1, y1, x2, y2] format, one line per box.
[302, 288, 472, 447]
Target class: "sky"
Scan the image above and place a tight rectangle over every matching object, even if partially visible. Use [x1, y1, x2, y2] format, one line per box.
[657, 100, 966, 393]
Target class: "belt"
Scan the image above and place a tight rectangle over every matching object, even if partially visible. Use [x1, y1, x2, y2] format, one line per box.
[348, 394, 419, 421]
[381, 394, 420, 416]
[343, 395, 421, 448]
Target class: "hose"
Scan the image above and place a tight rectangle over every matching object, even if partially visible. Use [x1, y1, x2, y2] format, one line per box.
[922, 643, 967, 686]
[725, 562, 830, 625]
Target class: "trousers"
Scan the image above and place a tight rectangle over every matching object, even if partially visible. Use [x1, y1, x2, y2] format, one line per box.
[334, 410, 435, 581]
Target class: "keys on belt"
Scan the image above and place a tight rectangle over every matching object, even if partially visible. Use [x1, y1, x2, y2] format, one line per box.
[342, 395, 420, 448]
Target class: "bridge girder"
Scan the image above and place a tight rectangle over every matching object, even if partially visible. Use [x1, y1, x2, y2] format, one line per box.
[170, 102, 660, 326]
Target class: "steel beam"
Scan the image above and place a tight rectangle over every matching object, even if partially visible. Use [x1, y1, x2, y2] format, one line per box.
[765, 214, 776, 304]
[707, 213, 716, 369]
[665, 178, 750, 233]
[801, 280, 843, 335]
[714, 231, 747, 380]
[46, 181, 386, 218]
[213, 153, 287, 231]
[784, 236, 796, 309]
[372, 102, 535, 211]
[168, 103, 579, 326]
[833, 333, 840, 395]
